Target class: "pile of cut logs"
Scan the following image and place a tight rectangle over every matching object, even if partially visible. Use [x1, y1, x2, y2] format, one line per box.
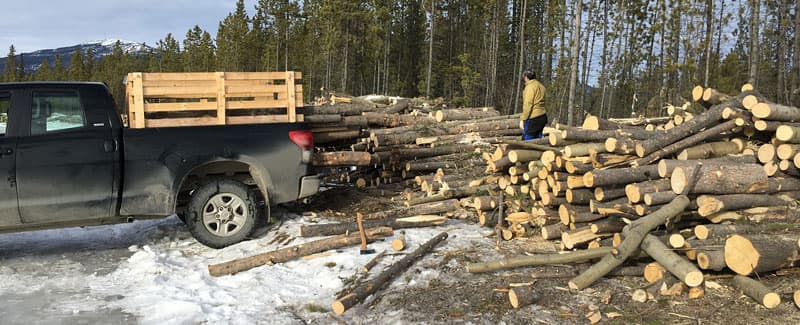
[463, 84, 800, 310]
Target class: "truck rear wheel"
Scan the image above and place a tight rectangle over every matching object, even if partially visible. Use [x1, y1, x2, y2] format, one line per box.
[187, 179, 258, 248]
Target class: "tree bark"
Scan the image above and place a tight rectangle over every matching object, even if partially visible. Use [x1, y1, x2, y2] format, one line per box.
[643, 191, 678, 206]
[313, 151, 373, 167]
[696, 194, 791, 217]
[568, 196, 690, 290]
[731, 275, 781, 309]
[677, 140, 744, 160]
[635, 105, 726, 157]
[466, 247, 613, 273]
[509, 283, 540, 309]
[583, 165, 660, 187]
[435, 108, 500, 122]
[753, 102, 800, 122]
[333, 232, 448, 314]
[657, 155, 758, 177]
[725, 234, 800, 276]
[209, 227, 394, 277]
[696, 249, 726, 271]
[640, 234, 704, 287]
[670, 163, 768, 195]
[363, 199, 460, 220]
[625, 179, 672, 203]
[634, 119, 740, 166]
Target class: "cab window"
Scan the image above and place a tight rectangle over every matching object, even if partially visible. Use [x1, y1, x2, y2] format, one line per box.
[0, 95, 9, 135]
[31, 91, 85, 135]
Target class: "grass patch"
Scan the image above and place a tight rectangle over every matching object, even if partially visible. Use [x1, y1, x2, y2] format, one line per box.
[304, 303, 327, 313]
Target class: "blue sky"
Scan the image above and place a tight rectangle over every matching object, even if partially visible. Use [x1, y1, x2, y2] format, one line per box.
[0, 0, 257, 53]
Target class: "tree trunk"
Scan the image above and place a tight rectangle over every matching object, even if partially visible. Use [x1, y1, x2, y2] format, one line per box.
[725, 234, 800, 275]
[594, 186, 627, 201]
[435, 108, 500, 122]
[563, 143, 605, 158]
[466, 247, 612, 273]
[696, 249, 726, 271]
[208, 227, 394, 277]
[634, 119, 740, 166]
[677, 140, 744, 160]
[635, 105, 726, 157]
[643, 191, 678, 206]
[590, 217, 626, 234]
[333, 232, 448, 314]
[749, 0, 760, 86]
[752, 102, 800, 122]
[657, 155, 758, 177]
[363, 199, 460, 220]
[583, 165, 660, 187]
[313, 151, 373, 167]
[670, 163, 768, 195]
[568, 196, 690, 290]
[314, 130, 364, 144]
[731, 275, 781, 309]
[567, 0, 582, 126]
[625, 179, 672, 203]
[696, 194, 791, 216]
[509, 283, 540, 309]
[298, 215, 446, 238]
[640, 234, 704, 287]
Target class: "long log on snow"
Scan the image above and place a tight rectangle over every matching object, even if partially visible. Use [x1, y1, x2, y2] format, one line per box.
[333, 232, 448, 314]
[208, 227, 394, 276]
[363, 199, 460, 220]
[298, 215, 448, 237]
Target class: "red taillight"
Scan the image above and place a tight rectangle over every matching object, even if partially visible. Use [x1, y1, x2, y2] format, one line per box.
[289, 130, 314, 149]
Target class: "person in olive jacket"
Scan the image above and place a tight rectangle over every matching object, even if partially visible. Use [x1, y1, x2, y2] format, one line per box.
[519, 70, 547, 140]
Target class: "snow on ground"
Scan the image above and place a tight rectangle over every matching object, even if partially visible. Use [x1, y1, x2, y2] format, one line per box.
[0, 213, 487, 324]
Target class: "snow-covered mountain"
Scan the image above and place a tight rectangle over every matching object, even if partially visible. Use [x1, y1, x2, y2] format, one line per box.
[0, 39, 151, 73]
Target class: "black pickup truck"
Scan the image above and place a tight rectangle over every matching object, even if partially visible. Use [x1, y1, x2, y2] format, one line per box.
[0, 82, 319, 248]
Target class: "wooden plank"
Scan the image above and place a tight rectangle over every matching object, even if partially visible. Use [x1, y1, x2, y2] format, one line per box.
[142, 86, 217, 97]
[226, 99, 303, 110]
[125, 75, 135, 127]
[228, 115, 292, 124]
[224, 71, 303, 80]
[216, 72, 227, 125]
[132, 73, 145, 129]
[142, 72, 219, 81]
[137, 79, 217, 88]
[144, 102, 218, 112]
[287, 71, 297, 122]
[145, 117, 219, 128]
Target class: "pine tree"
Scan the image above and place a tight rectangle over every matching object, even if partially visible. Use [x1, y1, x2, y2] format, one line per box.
[53, 54, 67, 81]
[156, 33, 183, 72]
[216, 0, 251, 71]
[34, 58, 53, 80]
[85, 48, 95, 80]
[68, 48, 87, 80]
[4, 45, 17, 82]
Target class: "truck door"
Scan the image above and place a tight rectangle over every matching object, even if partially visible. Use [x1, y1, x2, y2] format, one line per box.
[15, 89, 116, 223]
[0, 92, 20, 226]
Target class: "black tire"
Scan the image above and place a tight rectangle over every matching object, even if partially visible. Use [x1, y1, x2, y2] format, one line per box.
[186, 179, 258, 248]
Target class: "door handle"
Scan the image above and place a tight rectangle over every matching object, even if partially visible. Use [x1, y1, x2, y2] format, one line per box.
[0, 148, 12, 156]
[103, 140, 117, 153]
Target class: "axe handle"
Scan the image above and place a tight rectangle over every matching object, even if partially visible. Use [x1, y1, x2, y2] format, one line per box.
[357, 212, 368, 250]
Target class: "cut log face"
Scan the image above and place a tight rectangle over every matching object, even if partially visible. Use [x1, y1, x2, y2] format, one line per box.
[625, 179, 672, 204]
[724, 234, 800, 276]
[509, 284, 540, 309]
[776, 125, 800, 143]
[696, 250, 726, 271]
[752, 102, 800, 122]
[583, 165, 660, 188]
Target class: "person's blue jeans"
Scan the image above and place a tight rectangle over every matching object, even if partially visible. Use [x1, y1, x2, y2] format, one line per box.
[522, 114, 548, 140]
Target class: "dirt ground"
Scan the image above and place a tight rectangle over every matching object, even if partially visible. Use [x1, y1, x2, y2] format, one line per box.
[299, 186, 800, 325]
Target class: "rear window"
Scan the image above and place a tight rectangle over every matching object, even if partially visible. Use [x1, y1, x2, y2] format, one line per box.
[31, 91, 86, 135]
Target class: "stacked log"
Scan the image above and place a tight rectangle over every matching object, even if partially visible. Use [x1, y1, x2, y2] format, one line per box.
[464, 85, 800, 309]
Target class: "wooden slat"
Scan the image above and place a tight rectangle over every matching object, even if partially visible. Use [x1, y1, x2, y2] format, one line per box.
[138, 79, 217, 88]
[224, 71, 303, 80]
[142, 86, 217, 97]
[216, 72, 227, 125]
[227, 98, 304, 110]
[132, 73, 145, 129]
[144, 101, 218, 112]
[142, 72, 219, 81]
[287, 71, 297, 123]
[145, 117, 219, 128]
[227, 115, 292, 124]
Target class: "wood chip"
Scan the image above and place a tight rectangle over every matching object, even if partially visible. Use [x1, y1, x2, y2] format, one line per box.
[586, 311, 602, 324]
